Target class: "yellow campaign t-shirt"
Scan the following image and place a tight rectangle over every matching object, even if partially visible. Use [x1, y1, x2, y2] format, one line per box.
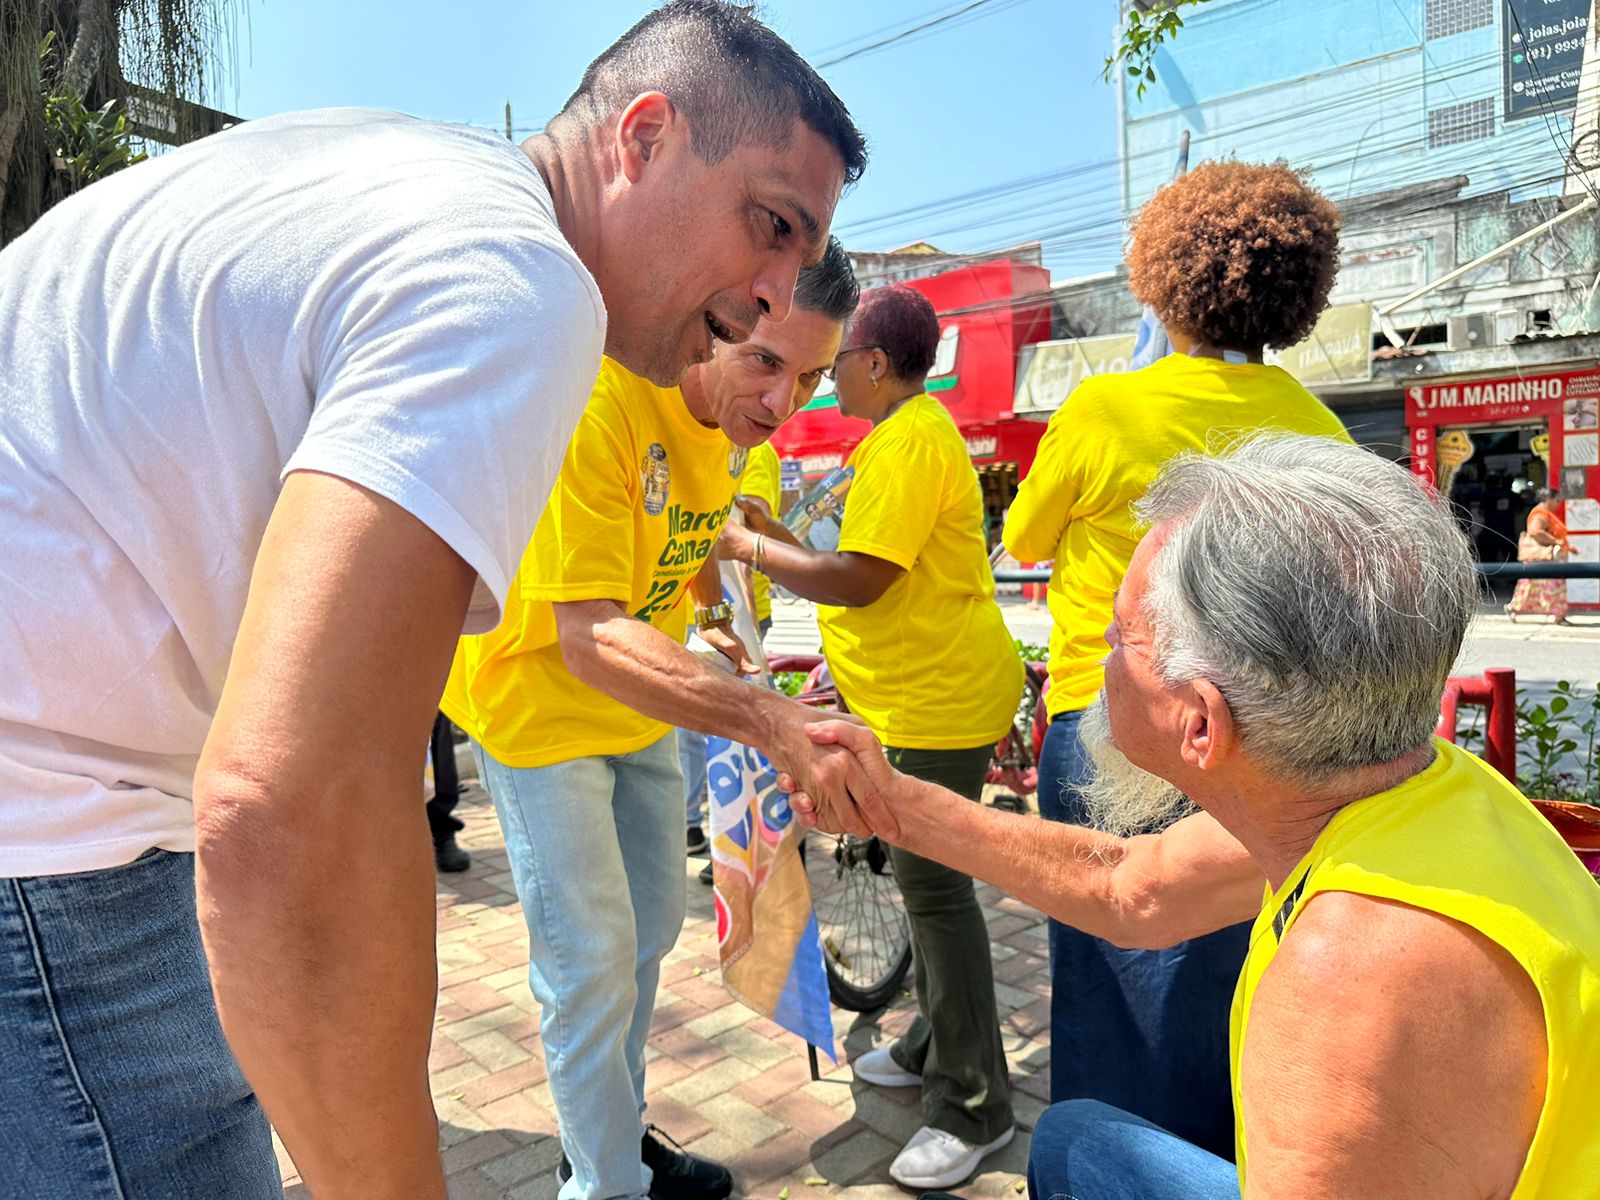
[818, 394, 1023, 750]
[1230, 740, 1600, 1196]
[742, 441, 782, 623]
[441, 357, 745, 767]
[1003, 355, 1350, 717]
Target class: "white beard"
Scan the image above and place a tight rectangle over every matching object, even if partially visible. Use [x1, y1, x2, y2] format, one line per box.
[1078, 696, 1194, 837]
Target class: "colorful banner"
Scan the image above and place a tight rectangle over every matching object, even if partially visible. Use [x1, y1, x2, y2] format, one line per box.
[705, 558, 835, 1059]
[705, 735, 835, 1058]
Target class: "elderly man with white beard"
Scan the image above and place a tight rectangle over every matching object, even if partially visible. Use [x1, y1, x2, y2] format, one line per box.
[784, 434, 1600, 1200]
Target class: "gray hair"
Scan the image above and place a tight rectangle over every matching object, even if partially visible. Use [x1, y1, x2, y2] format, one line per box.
[1135, 433, 1478, 785]
[557, 1, 868, 184]
[793, 237, 859, 323]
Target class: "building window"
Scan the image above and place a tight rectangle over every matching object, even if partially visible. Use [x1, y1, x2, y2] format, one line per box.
[1425, 0, 1493, 39]
[1428, 97, 1495, 147]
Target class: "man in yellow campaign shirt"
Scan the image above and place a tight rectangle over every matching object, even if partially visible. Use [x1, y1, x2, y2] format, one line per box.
[1002, 162, 1350, 1160]
[798, 435, 1600, 1200]
[441, 242, 858, 1200]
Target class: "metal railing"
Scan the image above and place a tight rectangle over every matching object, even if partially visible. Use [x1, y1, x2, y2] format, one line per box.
[993, 562, 1600, 584]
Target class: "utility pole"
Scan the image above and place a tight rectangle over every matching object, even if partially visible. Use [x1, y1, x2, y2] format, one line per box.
[1565, 1, 1600, 199]
[505, 101, 513, 142]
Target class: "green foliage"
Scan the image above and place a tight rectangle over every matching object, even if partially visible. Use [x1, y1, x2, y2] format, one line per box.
[1103, 0, 1211, 98]
[40, 33, 144, 196]
[1013, 638, 1049, 664]
[772, 671, 807, 698]
[1516, 682, 1600, 805]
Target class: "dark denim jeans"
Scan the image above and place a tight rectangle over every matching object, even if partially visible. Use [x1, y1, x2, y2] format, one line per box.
[1027, 1099, 1238, 1200]
[0, 848, 281, 1199]
[1037, 710, 1250, 1160]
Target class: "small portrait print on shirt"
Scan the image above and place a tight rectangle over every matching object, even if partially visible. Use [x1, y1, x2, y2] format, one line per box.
[642, 443, 671, 515]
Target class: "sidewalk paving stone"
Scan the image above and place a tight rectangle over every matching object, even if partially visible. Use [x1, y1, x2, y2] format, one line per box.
[274, 781, 1051, 1198]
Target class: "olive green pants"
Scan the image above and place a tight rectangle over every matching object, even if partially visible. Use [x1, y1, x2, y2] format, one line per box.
[884, 743, 1014, 1144]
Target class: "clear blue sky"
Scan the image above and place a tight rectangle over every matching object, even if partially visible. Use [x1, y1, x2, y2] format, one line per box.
[217, 1, 1126, 279]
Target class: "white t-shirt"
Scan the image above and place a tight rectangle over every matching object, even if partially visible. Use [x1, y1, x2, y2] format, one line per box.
[0, 108, 606, 876]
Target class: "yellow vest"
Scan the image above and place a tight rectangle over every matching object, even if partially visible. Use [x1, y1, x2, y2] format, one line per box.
[1230, 740, 1600, 1196]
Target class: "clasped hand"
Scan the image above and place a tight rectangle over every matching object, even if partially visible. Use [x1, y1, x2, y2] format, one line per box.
[770, 718, 902, 842]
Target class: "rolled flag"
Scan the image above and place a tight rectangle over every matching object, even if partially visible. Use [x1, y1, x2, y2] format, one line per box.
[1130, 305, 1170, 370]
[705, 557, 836, 1059]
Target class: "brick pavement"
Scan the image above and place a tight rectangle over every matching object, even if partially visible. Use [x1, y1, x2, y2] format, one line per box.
[275, 782, 1052, 1199]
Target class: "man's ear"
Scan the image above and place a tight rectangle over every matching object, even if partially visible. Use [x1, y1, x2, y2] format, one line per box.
[615, 91, 678, 184]
[1180, 678, 1236, 771]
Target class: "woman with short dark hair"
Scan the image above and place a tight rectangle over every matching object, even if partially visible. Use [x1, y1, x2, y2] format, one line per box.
[718, 284, 1021, 1190]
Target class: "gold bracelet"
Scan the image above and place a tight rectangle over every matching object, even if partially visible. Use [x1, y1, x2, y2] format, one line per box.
[753, 533, 766, 570]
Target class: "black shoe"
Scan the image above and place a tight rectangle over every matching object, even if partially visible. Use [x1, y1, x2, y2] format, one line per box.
[686, 825, 710, 856]
[698, 860, 714, 886]
[643, 1125, 733, 1200]
[434, 837, 471, 873]
[556, 1128, 733, 1200]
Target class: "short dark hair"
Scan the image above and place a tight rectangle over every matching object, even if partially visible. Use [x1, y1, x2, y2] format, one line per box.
[559, 0, 868, 184]
[848, 284, 940, 381]
[1127, 160, 1342, 351]
[793, 237, 858, 323]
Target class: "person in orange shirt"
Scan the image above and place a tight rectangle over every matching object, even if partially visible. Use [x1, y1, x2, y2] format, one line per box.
[1506, 487, 1574, 623]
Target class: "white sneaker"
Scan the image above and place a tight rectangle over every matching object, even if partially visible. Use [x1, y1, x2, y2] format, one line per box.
[852, 1044, 922, 1088]
[888, 1124, 1015, 1190]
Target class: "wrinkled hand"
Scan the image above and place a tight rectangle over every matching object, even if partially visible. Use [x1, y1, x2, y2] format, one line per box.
[762, 706, 886, 839]
[773, 719, 902, 841]
[700, 622, 759, 675]
[715, 518, 758, 564]
[733, 494, 776, 534]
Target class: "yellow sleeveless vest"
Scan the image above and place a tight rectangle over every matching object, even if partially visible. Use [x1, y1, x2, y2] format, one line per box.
[1229, 740, 1600, 1196]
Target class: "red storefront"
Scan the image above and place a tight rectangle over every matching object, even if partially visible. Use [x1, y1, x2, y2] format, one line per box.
[771, 257, 1053, 537]
[1406, 366, 1599, 606]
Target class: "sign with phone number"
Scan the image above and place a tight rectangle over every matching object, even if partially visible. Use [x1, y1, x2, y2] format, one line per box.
[1504, 0, 1589, 122]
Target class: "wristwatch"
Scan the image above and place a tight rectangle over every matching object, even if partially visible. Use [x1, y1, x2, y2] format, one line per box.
[694, 602, 735, 628]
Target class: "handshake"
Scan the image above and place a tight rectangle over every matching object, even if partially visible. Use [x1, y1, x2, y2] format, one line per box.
[761, 708, 906, 842]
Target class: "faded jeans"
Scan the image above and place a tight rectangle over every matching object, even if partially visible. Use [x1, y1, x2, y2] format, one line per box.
[474, 733, 686, 1200]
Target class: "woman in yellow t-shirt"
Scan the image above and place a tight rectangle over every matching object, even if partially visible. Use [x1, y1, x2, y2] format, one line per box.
[1002, 160, 1347, 1159]
[719, 285, 1022, 1191]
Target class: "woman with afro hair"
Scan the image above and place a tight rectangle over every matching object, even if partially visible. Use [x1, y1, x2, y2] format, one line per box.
[1002, 160, 1354, 1159]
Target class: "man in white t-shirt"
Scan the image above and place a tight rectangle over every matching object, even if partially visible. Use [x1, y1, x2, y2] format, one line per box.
[0, 4, 868, 1198]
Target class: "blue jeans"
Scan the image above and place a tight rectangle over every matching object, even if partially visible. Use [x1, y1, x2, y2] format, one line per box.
[1027, 1099, 1238, 1200]
[677, 729, 707, 829]
[1038, 711, 1250, 1160]
[0, 848, 281, 1199]
[475, 733, 686, 1200]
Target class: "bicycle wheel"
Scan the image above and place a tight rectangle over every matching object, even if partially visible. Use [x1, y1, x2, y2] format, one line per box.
[800, 832, 913, 1012]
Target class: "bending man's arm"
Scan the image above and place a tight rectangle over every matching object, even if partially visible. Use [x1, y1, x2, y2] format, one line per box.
[195, 473, 470, 1199]
[553, 599, 876, 836]
[794, 720, 1262, 947]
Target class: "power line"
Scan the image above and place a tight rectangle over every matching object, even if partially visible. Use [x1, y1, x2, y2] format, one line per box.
[816, 0, 1030, 69]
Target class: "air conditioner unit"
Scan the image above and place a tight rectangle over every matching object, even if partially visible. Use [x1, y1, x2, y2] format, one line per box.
[1448, 313, 1495, 351]
[1495, 308, 1537, 343]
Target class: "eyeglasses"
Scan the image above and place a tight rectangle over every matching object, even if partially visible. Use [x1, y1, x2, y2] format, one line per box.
[822, 345, 881, 381]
